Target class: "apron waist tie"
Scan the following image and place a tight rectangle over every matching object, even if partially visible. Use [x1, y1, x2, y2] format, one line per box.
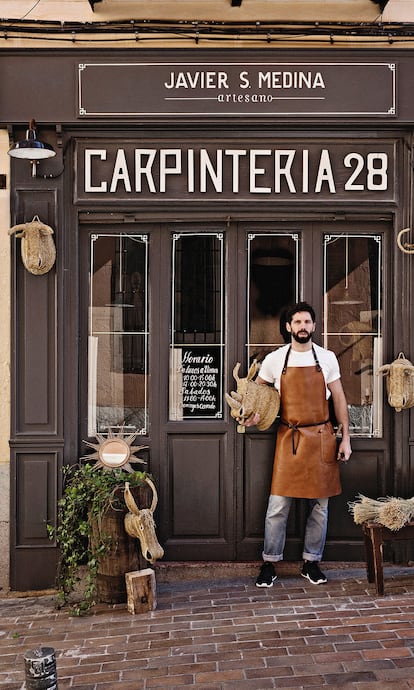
[280, 418, 330, 455]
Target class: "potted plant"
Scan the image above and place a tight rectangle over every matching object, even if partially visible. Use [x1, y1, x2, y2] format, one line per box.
[48, 430, 152, 615]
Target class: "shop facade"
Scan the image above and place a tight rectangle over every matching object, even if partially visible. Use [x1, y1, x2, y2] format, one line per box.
[2, 47, 414, 591]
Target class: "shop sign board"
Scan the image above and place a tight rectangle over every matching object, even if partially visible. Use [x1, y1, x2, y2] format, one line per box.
[75, 139, 396, 202]
[78, 61, 396, 117]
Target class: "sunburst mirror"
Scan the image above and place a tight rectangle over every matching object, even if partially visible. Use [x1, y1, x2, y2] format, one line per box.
[82, 428, 148, 472]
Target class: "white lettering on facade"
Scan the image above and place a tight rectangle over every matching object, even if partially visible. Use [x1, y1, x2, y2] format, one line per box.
[200, 149, 223, 193]
[239, 71, 250, 89]
[110, 149, 131, 192]
[258, 71, 325, 89]
[159, 149, 181, 193]
[275, 151, 296, 193]
[135, 149, 157, 192]
[164, 71, 229, 89]
[217, 93, 273, 103]
[224, 150, 247, 192]
[250, 150, 271, 193]
[83, 148, 389, 196]
[315, 149, 336, 193]
[85, 149, 108, 192]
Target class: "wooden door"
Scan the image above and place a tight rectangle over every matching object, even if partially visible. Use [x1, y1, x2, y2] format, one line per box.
[236, 220, 391, 562]
[79, 218, 391, 564]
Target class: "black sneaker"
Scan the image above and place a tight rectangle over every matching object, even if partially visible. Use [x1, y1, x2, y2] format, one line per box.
[301, 561, 327, 585]
[256, 562, 277, 588]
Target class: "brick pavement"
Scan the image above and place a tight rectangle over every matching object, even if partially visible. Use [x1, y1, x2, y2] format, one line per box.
[1, 563, 414, 689]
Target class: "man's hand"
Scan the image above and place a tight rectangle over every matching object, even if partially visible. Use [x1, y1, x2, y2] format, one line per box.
[337, 437, 352, 462]
[239, 412, 261, 427]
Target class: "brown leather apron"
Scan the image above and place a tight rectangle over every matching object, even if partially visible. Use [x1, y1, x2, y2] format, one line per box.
[270, 346, 341, 499]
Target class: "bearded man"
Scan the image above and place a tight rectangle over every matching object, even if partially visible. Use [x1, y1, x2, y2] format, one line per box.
[244, 301, 352, 587]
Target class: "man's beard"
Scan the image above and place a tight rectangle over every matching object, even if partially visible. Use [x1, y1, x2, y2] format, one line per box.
[291, 330, 312, 344]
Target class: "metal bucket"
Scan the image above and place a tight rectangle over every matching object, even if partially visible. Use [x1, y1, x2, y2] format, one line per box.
[24, 647, 58, 689]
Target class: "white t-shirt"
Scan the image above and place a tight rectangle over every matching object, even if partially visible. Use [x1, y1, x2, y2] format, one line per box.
[258, 342, 340, 399]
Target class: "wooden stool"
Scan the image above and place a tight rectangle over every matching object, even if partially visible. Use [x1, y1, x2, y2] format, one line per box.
[362, 520, 414, 595]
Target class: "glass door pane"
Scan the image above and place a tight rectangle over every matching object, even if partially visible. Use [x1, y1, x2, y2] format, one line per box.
[170, 232, 224, 420]
[323, 233, 383, 437]
[88, 233, 149, 436]
[247, 232, 299, 363]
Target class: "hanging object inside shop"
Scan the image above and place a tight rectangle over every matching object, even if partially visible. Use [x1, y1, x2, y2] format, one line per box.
[330, 235, 363, 306]
[370, 0, 389, 11]
[8, 119, 56, 178]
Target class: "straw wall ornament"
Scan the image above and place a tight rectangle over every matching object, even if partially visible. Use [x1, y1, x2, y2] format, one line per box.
[348, 494, 414, 531]
[225, 360, 280, 433]
[376, 352, 414, 412]
[9, 215, 56, 275]
[396, 227, 414, 254]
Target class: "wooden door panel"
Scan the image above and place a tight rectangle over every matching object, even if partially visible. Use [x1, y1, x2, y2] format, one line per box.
[10, 187, 62, 591]
[11, 449, 60, 590]
[164, 433, 232, 560]
[325, 449, 388, 560]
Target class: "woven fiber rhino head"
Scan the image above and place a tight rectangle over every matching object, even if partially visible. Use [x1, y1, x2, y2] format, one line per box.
[376, 352, 414, 412]
[9, 216, 56, 275]
[225, 360, 280, 431]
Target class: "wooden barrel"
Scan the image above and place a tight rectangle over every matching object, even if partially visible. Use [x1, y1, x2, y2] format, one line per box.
[90, 485, 150, 604]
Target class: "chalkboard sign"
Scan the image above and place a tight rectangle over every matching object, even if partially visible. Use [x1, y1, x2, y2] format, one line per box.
[180, 346, 222, 418]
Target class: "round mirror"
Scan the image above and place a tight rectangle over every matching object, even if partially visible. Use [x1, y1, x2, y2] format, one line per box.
[98, 439, 131, 468]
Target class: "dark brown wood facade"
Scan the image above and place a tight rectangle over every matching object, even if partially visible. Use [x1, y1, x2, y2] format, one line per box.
[4, 48, 414, 591]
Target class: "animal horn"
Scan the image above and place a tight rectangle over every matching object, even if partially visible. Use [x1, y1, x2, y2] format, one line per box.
[145, 476, 159, 513]
[8, 224, 27, 237]
[225, 392, 240, 411]
[232, 362, 241, 382]
[124, 481, 140, 516]
[376, 364, 390, 376]
[247, 359, 258, 380]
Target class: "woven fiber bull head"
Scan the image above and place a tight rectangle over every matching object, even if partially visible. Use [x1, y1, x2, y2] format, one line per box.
[376, 352, 414, 412]
[9, 216, 56, 275]
[124, 477, 164, 564]
[225, 360, 280, 431]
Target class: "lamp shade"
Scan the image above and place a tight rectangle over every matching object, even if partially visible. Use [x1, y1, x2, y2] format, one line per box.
[8, 120, 56, 161]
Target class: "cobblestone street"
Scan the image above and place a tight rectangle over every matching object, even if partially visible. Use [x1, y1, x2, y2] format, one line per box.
[2, 563, 414, 689]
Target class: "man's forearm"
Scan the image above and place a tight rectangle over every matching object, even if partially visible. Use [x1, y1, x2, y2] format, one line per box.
[328, 378, 352, 460]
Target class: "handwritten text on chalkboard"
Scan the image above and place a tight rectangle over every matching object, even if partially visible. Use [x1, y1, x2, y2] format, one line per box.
[181, 347, 222, 418]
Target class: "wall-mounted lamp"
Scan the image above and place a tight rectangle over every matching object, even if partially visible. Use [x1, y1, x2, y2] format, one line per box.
[8, 119, 56, 177]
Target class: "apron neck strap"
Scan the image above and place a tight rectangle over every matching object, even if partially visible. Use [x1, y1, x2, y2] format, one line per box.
[282, 343, 321, 374]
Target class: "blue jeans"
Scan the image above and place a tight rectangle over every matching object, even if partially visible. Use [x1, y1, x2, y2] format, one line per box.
[262, 495, 329, 563]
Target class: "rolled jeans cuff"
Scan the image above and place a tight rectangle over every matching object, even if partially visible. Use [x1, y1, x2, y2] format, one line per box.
[261, 553, 283, 563]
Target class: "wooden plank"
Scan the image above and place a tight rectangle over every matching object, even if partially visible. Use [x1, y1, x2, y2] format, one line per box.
[125, 568, 157, 614]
